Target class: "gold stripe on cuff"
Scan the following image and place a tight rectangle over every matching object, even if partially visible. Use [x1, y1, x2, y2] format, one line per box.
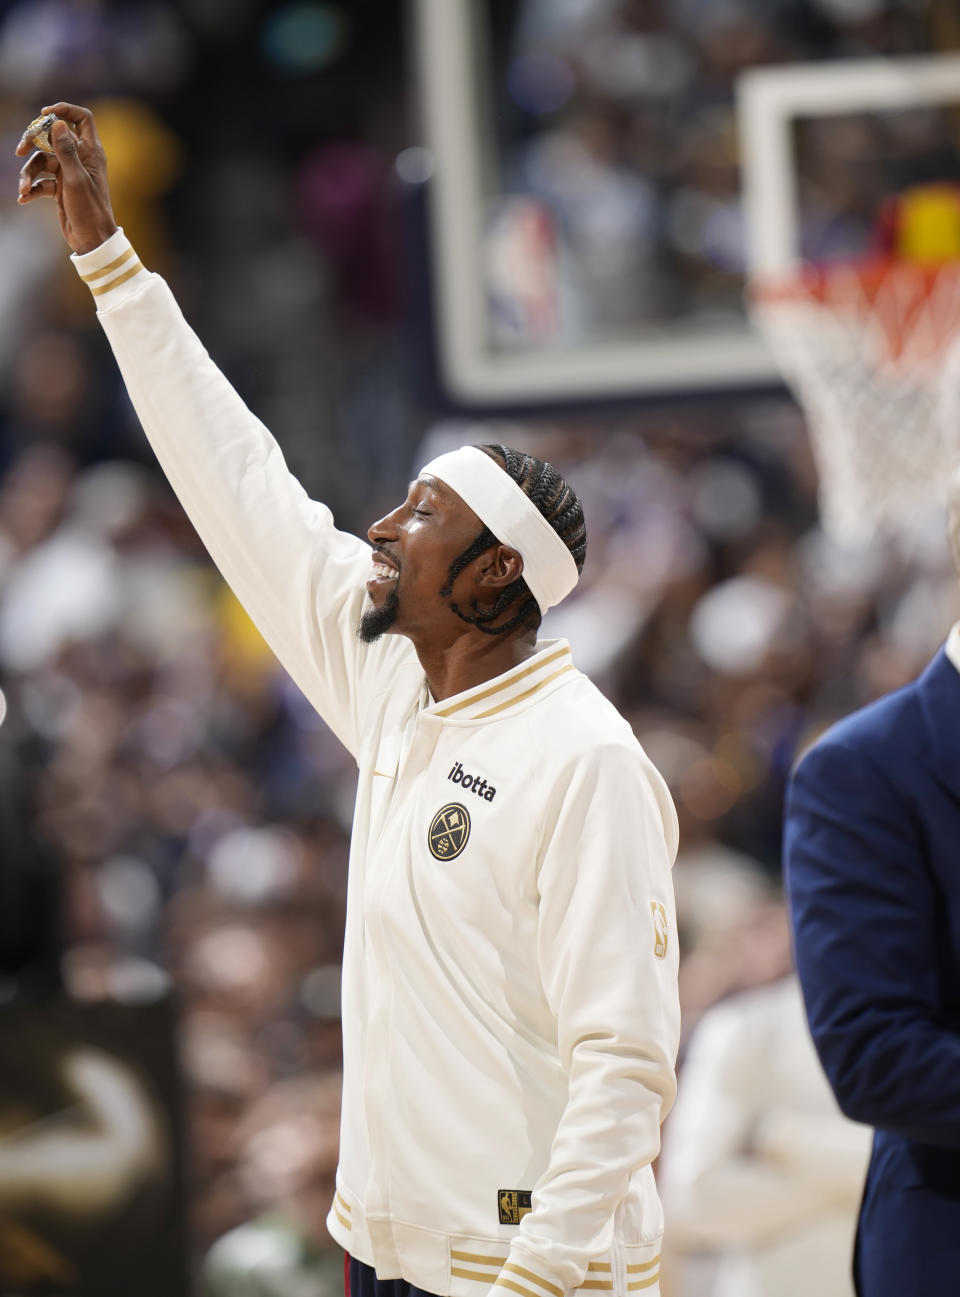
[333, 1206, 351, 1229]
[581, 1282, 612, 1290]
[90, 261, 143, 296]
[587, 1264, 611, 1272]
[626, 1277, 659, 1292]
[453, 1269, 503, 1283]
[335, 1192, 352, 1215]
[626, 1256, 661, 1274]
[451, 1252, 505, 1267]
[502, 1263, 563, 1297]
[492, 1278, 543, 1297]
[79, 246, 136, 282]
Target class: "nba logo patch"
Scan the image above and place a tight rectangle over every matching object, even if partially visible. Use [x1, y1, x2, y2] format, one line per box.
[650, 901, 668, 959]
[498, 1189, 532, 1225]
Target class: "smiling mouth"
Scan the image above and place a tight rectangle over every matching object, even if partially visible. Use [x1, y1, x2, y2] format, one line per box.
[368, 554, 399, 588]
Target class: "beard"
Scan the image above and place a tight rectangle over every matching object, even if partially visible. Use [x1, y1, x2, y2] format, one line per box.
[358, 586, 400, 644]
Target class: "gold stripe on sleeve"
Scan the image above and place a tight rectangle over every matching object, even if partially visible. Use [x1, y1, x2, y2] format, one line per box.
[580, 1282, 612, 1290]
[89, 261, 144, 296]
[502, 1263, 564, 1297]
[492, 1278, 544, 1297]
[451, 1252, 506, 1267]
[587, 1264, 611, 1272]
[626, 1275, 659, 1292]
[79, 246, 136, 282]
[626, 1256, 661, 1274]
[333, 1205, 351, 1229]
[335, 1192, 352, 1215]
[453, 1269, 502, 1283]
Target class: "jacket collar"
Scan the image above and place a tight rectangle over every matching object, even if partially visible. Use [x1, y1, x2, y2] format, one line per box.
[425, 640, 575, 722]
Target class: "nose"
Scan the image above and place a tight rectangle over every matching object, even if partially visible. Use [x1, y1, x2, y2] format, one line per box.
[367, 504, 402, 546]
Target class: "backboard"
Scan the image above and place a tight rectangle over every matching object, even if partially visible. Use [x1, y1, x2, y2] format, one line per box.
[738, 53, 960, 281]
[413, 0, 779, 406]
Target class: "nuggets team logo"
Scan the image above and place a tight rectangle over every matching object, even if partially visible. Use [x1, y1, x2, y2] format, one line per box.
[428, 803, 471, 860]
[650, 900, 668, 959]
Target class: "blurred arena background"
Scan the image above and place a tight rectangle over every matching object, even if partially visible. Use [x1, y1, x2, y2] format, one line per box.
[1, 1, 959, 1294]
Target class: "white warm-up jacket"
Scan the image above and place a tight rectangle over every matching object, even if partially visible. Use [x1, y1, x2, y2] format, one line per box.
[73, 232, 681, 1297]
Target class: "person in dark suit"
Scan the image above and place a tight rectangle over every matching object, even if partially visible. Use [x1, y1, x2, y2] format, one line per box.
[784, 497, 960, 1297]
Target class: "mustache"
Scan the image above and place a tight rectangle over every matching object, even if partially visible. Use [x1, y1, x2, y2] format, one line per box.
[371, 544, 400, 572]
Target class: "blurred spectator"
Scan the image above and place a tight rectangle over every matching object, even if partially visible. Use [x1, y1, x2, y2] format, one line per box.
[660, 966, 872, 1297]
[202, 1073, 343, 1297]
[0, 683, 61, 998]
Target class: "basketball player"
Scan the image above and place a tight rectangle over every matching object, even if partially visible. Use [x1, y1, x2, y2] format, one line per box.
[17, 105, 681, 1297]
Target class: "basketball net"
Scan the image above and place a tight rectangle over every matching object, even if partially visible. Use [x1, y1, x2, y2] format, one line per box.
[751, 186, 960, 543]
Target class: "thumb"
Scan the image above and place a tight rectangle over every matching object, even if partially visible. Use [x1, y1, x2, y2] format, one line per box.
[51, 119, 82, 172]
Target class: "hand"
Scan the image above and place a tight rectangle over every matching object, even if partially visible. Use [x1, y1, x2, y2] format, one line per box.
[16, 103, 118, 255]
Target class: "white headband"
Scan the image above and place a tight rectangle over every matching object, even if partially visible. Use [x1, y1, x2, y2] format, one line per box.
[420, 447, 580, 614]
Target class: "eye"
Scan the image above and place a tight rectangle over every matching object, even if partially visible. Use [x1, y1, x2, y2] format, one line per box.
[411, 507, 431, 518]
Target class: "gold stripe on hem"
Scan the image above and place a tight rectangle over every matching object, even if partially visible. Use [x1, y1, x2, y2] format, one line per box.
[626, 1277, 659, 1292]
[90, 261, 143, 295]
[434, 646, 571, 717]
[475, 664, 575, 719]
[79, 246, 136, 282]
[333, 1206, 351, 1229]
[626, 1256, 661, 1274]
[502, 1262, 563, 1297]
[451, 1252, 506, 1267]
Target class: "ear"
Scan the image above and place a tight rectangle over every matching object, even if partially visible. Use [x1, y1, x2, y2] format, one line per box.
[473, 544, 523, 599]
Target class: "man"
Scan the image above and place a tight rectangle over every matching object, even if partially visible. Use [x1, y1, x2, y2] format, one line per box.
[17, 106, 680, 1297]
[784, 498, 960, 1294]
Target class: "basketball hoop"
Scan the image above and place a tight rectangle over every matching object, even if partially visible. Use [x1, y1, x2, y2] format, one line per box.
[751, 254, 960, 543]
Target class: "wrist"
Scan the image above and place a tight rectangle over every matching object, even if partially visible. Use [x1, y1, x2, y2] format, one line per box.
[72, 222, 119, 256]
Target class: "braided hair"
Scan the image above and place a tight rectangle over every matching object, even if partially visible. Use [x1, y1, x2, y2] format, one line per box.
[438, 445, 587, 635]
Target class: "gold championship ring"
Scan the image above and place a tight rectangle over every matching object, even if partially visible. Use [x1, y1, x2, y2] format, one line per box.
[23, 113, 59, 154]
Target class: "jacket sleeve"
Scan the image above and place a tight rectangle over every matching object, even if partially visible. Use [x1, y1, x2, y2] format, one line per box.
[495, 743, 680, 1297]
[785, 734, 960, 1147]
[71, 231, 409, 759]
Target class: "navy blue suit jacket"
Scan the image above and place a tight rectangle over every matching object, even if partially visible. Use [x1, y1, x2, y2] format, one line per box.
[784, 646, 960, 1297]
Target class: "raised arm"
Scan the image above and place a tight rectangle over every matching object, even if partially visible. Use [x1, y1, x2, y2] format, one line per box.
[16, 104, 405, 756]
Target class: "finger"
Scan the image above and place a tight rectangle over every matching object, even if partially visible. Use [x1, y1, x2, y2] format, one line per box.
[16, 177, 58, 204]
[18, 150, 58, 195]
[40, 102, 100, 150]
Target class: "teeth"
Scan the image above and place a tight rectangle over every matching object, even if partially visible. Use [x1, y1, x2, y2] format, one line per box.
[372, 562, 398, 580]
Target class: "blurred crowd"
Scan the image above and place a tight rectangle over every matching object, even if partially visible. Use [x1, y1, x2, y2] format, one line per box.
[0, 1, 959, 1295]
[489, 0, 960, 345]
